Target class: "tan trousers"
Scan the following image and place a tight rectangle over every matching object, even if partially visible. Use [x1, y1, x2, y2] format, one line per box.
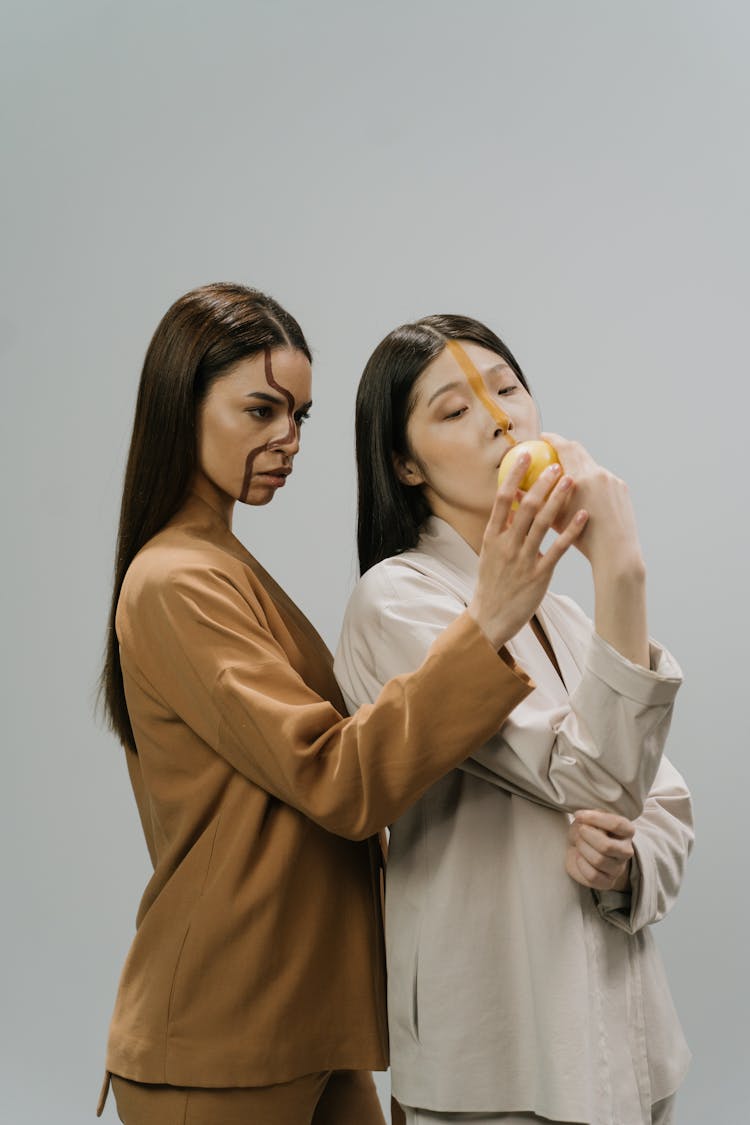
[109, 1070, 386, 1125]
[401, 1093, 676, 1125]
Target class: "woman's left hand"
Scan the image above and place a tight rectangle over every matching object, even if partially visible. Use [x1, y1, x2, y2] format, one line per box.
[565, 809, 635, 892]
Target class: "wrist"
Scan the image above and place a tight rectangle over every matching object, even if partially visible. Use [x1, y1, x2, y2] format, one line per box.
[610, 861, 632, 893]
[467, 601, 518, 652]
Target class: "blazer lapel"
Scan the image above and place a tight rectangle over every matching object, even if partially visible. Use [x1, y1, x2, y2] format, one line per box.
[536, 599, 584, 695]
[418, 518, 584, 704]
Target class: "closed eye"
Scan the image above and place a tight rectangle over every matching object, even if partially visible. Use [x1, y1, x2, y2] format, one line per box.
[444, 406, 468, 420]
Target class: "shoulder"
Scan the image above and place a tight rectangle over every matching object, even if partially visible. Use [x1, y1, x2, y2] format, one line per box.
[344, 549, 456, 623]
[118, 524, 260, 631]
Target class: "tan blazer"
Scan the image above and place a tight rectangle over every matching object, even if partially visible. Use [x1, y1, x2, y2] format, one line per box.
[102, 495, 532, 1089]
[335, 517, 693, 1124]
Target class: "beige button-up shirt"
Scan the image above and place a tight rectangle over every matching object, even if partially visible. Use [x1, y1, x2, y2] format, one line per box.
[335, 517, 692, 1124]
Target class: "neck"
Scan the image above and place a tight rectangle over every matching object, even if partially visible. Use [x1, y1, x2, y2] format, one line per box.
[428, 501, 489, 555]
[191, 473, 235, 528]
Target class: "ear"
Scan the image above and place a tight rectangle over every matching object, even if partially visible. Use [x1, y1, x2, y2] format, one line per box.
[392, 451, 425, 487]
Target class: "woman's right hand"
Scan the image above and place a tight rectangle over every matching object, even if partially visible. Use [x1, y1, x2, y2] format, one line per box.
[468, 453, 589, 650]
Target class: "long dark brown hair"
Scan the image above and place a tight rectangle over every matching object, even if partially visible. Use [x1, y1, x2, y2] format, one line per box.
[100, 282, 312, 750]
[355, 314, 530, 575]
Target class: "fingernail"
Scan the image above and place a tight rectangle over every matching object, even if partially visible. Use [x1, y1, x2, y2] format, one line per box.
[576, 509, 588, 523]
[546, 463, 562, 477]
[558, 474, 572, 489]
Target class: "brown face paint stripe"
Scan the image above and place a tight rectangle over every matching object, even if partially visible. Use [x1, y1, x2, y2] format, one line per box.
[444, 339, 516, 444]
[239, 440, 266, 503]
[239, 346, 299, 503]
[264, 345, 296, 446]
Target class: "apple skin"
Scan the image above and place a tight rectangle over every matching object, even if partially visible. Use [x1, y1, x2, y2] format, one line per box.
[497, 439, 560, 492]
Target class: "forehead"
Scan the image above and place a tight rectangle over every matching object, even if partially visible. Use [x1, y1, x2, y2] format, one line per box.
[415, 340, 514, 400]
[220, 347, 312, 404]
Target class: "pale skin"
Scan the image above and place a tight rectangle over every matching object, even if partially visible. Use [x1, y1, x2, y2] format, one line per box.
[395, 339, 652, 892]
[566, 810, 635, 892]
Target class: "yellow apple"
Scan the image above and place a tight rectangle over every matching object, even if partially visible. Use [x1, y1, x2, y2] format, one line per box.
[497, 439, 560, 492]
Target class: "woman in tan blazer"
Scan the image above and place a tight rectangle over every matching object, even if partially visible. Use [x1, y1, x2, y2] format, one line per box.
[335, 314, 693, 1125]
[97, 285, 589, 1125]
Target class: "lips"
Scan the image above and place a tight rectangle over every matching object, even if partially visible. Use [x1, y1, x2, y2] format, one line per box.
[496, 439, 522, 471]
[258, 467, 291, 478]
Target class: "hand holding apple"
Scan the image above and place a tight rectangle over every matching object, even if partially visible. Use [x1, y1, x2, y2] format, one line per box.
[530, 432, 650, 668]
[539, 433, 645, 576]
[469, 449, 589, 649]
[497, 439, 560, 492]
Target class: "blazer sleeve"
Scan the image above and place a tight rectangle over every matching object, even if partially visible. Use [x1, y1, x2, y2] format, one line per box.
[335, 565, 681, 820]
[117, 560, 532, 841]
[594, 755, 694, 933]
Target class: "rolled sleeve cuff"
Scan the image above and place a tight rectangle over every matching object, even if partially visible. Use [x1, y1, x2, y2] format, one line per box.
[594, 850, 646, 934]
[585, 631, 682, 706]
[594, 888, 633, 929]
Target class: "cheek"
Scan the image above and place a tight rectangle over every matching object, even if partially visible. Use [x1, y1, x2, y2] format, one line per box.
[512, 396, 540, 432]
[200, 415, 253, 483]
[199, 401, 233, 453]
[421, 440, 471, 488]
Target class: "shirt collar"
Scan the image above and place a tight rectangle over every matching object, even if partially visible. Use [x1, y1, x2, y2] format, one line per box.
[417, 516, 480, 585]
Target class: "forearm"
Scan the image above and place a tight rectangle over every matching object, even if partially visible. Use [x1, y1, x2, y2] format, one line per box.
[464, 619, 680, 820]
[219, 611, 533, 841]
[593, 560, 649, 669]
[129, 567, 535, 844]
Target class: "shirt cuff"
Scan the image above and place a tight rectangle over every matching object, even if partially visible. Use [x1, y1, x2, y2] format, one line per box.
[594, 852, 642, 933]
[498, 643, 534, 689]
[585, 630, 682, 706]
[594, 889, 632, 917]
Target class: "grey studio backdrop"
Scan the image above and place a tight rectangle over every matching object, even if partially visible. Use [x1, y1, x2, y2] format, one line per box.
[2, 2, 748, 1122]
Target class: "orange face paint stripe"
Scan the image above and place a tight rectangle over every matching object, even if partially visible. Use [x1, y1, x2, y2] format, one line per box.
[444, 339, 516, 445]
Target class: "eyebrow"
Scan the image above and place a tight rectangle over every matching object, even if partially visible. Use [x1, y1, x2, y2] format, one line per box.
[486, 362, 514, 378]
[245, 391, 313, 411]
[427, 381, 461, 406]
[245, 391, 284, 405]
[426, 364, 515, 407]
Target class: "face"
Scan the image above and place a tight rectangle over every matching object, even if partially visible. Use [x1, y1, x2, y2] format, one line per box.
[397, 340, 540, 536]
[195, 346, 312, 511]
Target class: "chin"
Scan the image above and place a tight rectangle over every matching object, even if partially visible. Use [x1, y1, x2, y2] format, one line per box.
[239, 490, 276, 507]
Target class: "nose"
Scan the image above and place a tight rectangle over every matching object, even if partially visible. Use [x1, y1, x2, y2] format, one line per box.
[268, 415, 301, 458]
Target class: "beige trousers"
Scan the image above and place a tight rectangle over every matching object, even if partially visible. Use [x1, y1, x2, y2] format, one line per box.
[109, 1070, 385, 1125]
[402, 1093, 676, 1125]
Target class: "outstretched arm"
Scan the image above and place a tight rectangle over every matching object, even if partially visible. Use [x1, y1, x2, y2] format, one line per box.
[339, 569, 681, 821]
